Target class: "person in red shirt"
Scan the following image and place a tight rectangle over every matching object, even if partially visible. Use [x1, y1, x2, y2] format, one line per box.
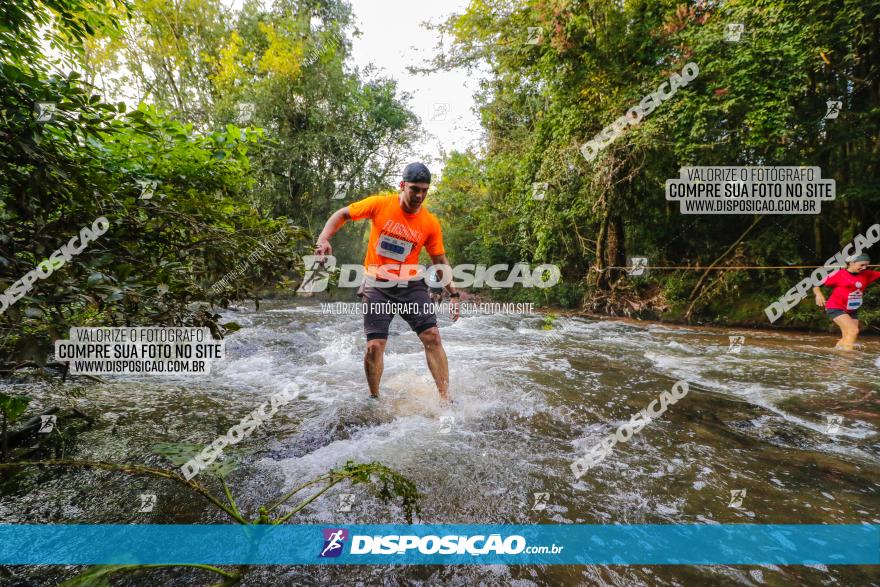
[315, 163, 459, 403]
[813, 253, 880, 350]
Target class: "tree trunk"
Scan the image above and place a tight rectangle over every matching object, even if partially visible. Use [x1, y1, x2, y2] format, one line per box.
[606, 213, 626, 283]
[594, 215, 609, 289]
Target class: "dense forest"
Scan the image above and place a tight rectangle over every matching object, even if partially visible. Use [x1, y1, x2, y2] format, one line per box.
[1, 0, 418, 369]
[428, 0, 880, 328]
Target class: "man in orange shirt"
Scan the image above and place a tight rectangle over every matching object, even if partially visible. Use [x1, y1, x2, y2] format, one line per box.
[316, 163, 459, 403]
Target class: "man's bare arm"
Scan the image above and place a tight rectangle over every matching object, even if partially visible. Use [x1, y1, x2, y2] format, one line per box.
[316, 207, 352, 257]
[430, 253, 460, 322]
[429, 253, 457, 296]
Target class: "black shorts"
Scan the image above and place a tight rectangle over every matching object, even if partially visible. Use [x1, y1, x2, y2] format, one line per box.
[357, 278, 438, 341]
[827, 308, 859, 320]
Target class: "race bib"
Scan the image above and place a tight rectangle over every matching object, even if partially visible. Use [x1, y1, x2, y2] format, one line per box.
[846, 290, 863, 310]
[376, 233, 413, 262]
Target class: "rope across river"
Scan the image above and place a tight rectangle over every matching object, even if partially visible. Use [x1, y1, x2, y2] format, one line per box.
[596, 264, 880, 271]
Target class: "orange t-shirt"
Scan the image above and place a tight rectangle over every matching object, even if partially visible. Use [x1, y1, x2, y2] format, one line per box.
[347, 192, 445, 279]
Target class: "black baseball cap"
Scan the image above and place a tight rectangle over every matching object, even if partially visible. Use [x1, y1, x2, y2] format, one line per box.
[402, 162, 431, 184]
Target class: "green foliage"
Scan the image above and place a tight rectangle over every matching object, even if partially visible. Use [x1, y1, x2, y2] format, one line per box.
[430, 0, 880, 324]
[1, 454, 422, 584]
[0, 0, 128, 72]
[0, 392, 31, 461]
[152, 441, 239, 479]
[541, 313, 558, 330]
[59, 565, 143, 587]
[0, 393, 30, 424]
[58, 564, 240, 586]
[336, 460, 422, 524]
[0, 0, 312, 367]
[79, 0, 419, 260]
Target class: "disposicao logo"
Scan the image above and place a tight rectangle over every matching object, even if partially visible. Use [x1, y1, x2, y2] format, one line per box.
[319, 528, 348, 558]
[316, 529, 562, 559]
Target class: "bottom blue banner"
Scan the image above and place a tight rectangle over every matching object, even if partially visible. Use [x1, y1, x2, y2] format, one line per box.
[0, 524, 877, 565]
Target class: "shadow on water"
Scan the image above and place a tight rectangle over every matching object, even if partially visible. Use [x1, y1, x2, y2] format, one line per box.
[1, 298, 878, 585]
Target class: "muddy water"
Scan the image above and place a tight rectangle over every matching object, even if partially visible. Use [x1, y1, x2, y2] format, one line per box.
[1, 299, 878, 586]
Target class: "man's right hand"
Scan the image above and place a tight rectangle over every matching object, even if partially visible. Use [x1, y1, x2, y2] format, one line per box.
[315, 238, 333, 259]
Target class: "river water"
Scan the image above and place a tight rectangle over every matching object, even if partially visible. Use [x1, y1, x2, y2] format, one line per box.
[1, 298, 878, 585]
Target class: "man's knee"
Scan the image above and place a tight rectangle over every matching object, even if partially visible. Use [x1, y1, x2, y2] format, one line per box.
[418, 327, 441, 349]
[366, 338, 386, 357]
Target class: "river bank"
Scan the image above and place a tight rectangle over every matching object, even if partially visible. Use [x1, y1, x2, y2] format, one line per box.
[427, 289, 880, 338]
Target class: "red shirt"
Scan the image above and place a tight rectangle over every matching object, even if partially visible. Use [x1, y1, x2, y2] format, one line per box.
[821, 269, 880, 311]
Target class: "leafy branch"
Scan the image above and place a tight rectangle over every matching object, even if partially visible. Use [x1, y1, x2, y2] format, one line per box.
[0, 455, 421, 584]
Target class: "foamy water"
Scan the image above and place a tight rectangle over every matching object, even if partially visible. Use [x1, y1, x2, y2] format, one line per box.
[4, 298, 878, 585]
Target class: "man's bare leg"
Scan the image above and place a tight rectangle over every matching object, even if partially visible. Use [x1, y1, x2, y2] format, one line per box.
[418, 327, 451, 402]
[365, 338, 387, 397]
